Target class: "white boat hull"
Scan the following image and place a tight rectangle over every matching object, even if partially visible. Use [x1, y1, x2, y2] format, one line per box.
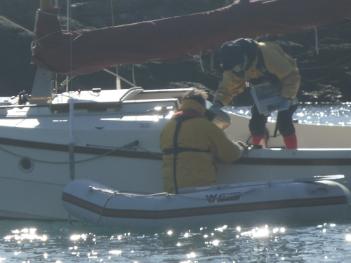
[0, 88, 351, 220]
[1, 139, 351, 220]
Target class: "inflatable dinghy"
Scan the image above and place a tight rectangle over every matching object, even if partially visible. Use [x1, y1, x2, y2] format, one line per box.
[62, 178, 351, 229]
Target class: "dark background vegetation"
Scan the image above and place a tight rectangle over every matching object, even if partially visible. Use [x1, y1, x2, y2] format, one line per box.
[0, 0, 351, 104]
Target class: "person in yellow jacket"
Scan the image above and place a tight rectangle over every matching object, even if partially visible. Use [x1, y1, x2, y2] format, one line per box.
[215, 38, 301, 149]
[160, 89, 244, 193]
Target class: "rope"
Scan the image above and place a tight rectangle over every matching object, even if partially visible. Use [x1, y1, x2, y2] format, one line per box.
[97, 190, 115, 225]
[198, 52, 205, 72]
[0, 141, 141, 165]
[103, 69, 136, 87]
[0, 175, 65, 187]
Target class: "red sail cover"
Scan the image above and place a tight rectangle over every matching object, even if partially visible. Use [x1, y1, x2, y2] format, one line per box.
[32, 0, 351, 75]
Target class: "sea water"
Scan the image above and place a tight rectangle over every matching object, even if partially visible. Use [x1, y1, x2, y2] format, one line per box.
[231, 103, 351, 126]
[1, 220, 351, 262]
[1, 104, 351, 262]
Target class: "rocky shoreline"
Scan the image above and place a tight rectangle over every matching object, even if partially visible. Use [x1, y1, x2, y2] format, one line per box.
[0, 0, 350, 103]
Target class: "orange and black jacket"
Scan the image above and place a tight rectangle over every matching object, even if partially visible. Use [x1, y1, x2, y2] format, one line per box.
[160, 99, 243, 193]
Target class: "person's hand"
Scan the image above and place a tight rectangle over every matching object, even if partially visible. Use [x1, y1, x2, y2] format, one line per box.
[236, 140, 249, 150]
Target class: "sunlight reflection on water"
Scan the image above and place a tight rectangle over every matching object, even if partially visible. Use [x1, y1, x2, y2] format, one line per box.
[229, 103, 351, 126]
[4, 227, 48, 242]
[1, 221, 351, 262]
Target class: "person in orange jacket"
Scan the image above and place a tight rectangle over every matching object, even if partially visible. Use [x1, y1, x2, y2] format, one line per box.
[214, 38, 301, 149]
[160, 89, 244, 193]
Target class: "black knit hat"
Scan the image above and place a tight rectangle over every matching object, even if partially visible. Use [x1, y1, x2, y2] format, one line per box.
[219, 38, 257, 71]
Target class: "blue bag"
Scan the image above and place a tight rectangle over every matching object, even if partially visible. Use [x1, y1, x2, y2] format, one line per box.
[250, 82, 293, 116]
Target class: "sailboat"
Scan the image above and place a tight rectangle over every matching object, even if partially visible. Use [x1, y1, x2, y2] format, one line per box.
[33, 0, 351, 75]
[0, 0, 350, 222]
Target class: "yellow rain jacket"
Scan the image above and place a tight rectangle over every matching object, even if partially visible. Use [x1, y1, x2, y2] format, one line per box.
[216, 41, 301, 105]
[160, 99, 243, 193]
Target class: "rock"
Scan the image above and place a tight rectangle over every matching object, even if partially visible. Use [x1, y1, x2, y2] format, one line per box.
[0, 16, 35, 95]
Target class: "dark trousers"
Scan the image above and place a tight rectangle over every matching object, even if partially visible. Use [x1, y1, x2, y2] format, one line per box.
[249, 104, 297, 137]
